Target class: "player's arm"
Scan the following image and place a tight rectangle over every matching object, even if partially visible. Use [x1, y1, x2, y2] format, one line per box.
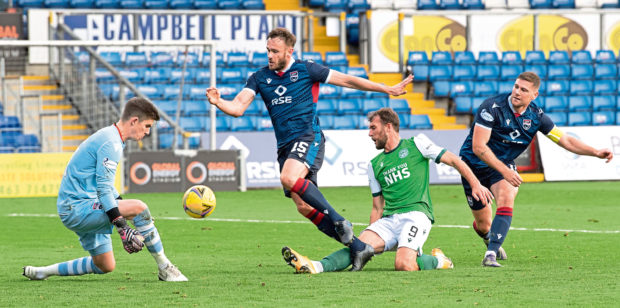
[472, 125, 523, 187]
[327, 70, 413, 97]
[367, 162, 384, 225]
[439, 151, 494, 206]
[205, 87, 255, 117]
[96, 142, 144, 254]
[545, 126, 613, 162]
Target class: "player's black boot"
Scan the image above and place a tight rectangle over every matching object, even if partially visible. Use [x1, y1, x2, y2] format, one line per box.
[350, 243, 374, 271]
[334, 220, 354, 245]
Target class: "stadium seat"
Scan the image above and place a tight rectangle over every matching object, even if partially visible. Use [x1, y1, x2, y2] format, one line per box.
[501, 51, 523, 65]
[218, 0, 242, 9]
[454, 97, 473, 114]
[431, 51, 453, 65]
[357, 115, 370, 129]
[346, 14, 360, 44]
[216, 117, 232, 131]
[333, 116, 358, 130]
[453, 65, 476, 81]
[219, 83, 243, 100]
[547, 65, 571, 80]
[325, 52, 349, 68]
[136, 84, 161, 99]
[250, 52, 268, 67]
[325, 0, 347, 12]
[100, 52, 122, 67]
[361, 98, 387, 114]
[186, 86, 204, 100]
[229, 117, 254, 131]
[568, 112, 591, 126]
[317, 99, 338, 115]
[151, 52, 175, 67]
[255, 116, 273, 131]
[595, 50, 616, 64]
[183, 100, 209, 116]
[592, 111, 615, 125]
[119, 68, 145, 83]
[124, 51, 148, 67]
[476, 65, 500, 80]
[594, 79, 617, 95]
[407, 51, 430, 82]
[95, 0, 120, 7]
[568, 96, 592, 112]
[501, 65, 523, 80]
[545, 96, 568, 112]
[348, 0, 370, 12]
[418, 0, 441, 9]
[176, 52, 200, 67]
[546, 112, 567, 126]
[220, 68, 245, 83]
[319, 84, 341, 99]
[525, 50, 547, 65]
[145, 68, 170, 84]
[454, 51, 477, 65]
[549, 50, 570, 65]
[530, 0, 553, 8]
[169, 68, 195, 84]
[17, 0, 45, 7]
[154, 100, 179, 116]
[194, 69, 214, 84]
[533, 96, 545, 110]
[571, 50, 592, 64]
[433, 81, 451, 97]
[397, 114, 410, 128]
[319, 115, 335, 130]
[592, 95, 616, 111]
[179, 116, 204, 132]
[144, 0, 168, 8]
[498, 80, 514, 93]
[450, 81, 474, 97]
[95, 68, 115, 83]
[388, 99, 411, 114]
[243, 0, 265, 9]
[302, 52, 324, 65]
[341, 87, 366, 99]
[570, 64, 594, 80]
[44, 0, 70, 8]
[525, 64, 547, 80]
[594, 63, 617, 80]
[408, 114, 432, 129]
[169, 0, 192, 8]
[570, 80, 593, 95]
[14, 134, 40, 153]
[338, 99, 362, 115]
[193, 0, 216, 8]
[553, 0, 575, 8]
[478, 51, 500, 65]
[227, 52, 250, 67]
[119, 0, 144, 9]
[201, 51, 225, 67]
[472, 97, 485, 114]
[474, 81, 498, 96]
[441, 0, 462, 9]
[70, 0, 94, 8]
[462, 0, 485, 9]
[347, 67, 368, 79]
[429, 66, 453, 82]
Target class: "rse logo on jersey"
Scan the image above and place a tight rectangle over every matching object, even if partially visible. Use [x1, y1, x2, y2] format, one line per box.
[271, 85, 293, 106]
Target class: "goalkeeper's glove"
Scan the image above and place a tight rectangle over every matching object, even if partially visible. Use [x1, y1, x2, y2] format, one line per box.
[106, 208, 144, 254]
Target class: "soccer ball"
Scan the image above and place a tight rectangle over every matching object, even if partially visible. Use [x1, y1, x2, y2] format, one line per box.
[182, 185, 216, 219]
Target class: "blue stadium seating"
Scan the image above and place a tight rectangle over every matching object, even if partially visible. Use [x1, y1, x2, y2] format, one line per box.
[251, 52, 268, 67]
[14, 134, 40, 152]
[169, 68, 195, 84]
[333, 115, 358, 129]
[346, 14, 360, 44]
[136, 84, 161, 99]
[227, 52, 251, 67]
[302, 52, 324, 65]
[568, 112, 591, 126]
[309, 0, 326, 7]
[502, 51, 522, 65]
[151, 52, 175, 67]
[243, 0, 265, 9]
[474, 81, 497, 96]
[17, 0, 45, 7]
[124, 52, 148, 67]
[319, 84, 341, 99]
[548, 64, 570, 79]
[498, 80, 514, 93]
[325, 52, 349, 68]
[120, 68, 145, 83]
[545, 96, 568, 112]
[320, 115, 335, 129]
[441, 0, 462, 9]
[218, 83, 243, 100]
[317, 99, 338, 115]
[100, 52, 122, 66]
[592, 111, 615, 125]
[478, 51, 500, 65]
[453, 65, 476, 81]
[418, 0, 441, 9]
[431, 51, 453, 65]
[570, 80, 593, 95]
[595, 50, 616, 64]
[525, 64, 547, 79]
[594, 63, 617, 80]
[230, 117, 254, 131]
[338, 99, 362, 115]
[568, 96, 592, 112]
[429, 66, 453, 81]
[144, 0, 168, 8]
[361, 98, 386, 114]
[347, 67, 368, 79]
[242, 100, 261, 116]
[397, 113, 410, 128]
[220, 67, 245, 83]
[176, 52, 199, 67]
[95, 0, 120, 7]
[530, 0, 553, 8]
[592, 95, 616, 111]
[154, 100, 178, 117]
[571, 50, 592, 64]
[553, 0, 574, 8]
[533, 96, 545, 110]
[325, 0, 346, 12]
[348, 0, 370, 12]
[357, 116, 369, 129]
[169, 0, 192, 8]
[70, 0, 94, 8]
[476, 65, 500, 80]
[45, 0, 70, 8]
[570, 64, 594, 80]
[501, 65, 523, 80]
[454, 97, 473, 114]
[255, 116, 273, 131]
[194, 69, 214, 84]
[454, 51, 477, 65]
[341, 87, 365, 98]
[201, 51, 225, 67]
[549, 50, 570, 64]
[546, 112, 567, 126]
[183, 100, 208, 115]
[193, 0, 216, 8]
[450, 81, 474, 97]
[216, 117, 232, 131]
[218, 0, 242, 9]
[119, 0, 144, 9]
[433, 81, 451, 97]
[408, 114, 432, 129]
[179, 116, 204, 132]
[525, 51, 547, 65]
[388, 99, 411, 114]
[186, 86, 204, 100]
[472, 97, 485, 113]
[407, 51, 430, 82]
[145, 68, 170, 83]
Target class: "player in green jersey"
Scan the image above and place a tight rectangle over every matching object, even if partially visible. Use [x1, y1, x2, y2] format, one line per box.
[282, 107, 494, 272]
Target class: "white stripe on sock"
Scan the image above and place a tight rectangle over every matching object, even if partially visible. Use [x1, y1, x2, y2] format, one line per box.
[136, 223, 155, 233]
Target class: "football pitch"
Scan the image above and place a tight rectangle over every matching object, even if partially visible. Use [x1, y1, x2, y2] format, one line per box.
[2, 181, 619, 306]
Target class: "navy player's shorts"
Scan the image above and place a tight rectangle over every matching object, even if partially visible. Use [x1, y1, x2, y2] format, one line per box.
[277, 130, 325, 198]
[461, 160, 516, 210]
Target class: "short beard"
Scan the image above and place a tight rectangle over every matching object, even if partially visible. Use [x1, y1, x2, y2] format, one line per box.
[374, 138, 386, 150]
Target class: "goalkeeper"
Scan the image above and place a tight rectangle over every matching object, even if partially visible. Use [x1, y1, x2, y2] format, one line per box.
[23, 97, 187, 282]
[282, 108, 494, 273]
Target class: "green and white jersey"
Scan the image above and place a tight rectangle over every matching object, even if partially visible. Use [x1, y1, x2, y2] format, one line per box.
[367, 134, 447, 223]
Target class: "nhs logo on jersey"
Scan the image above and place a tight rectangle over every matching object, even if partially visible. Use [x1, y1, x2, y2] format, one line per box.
[271, 85, 293, 105]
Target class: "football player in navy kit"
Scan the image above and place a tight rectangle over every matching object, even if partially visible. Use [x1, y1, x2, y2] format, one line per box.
[459, 72, 613, 267]
[206, 27, 413, 270]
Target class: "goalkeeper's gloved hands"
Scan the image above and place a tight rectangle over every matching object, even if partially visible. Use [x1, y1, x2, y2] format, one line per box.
[112, 216, 144, 254]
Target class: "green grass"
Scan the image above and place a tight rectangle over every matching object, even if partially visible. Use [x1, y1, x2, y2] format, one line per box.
[2, 181, 620, 306]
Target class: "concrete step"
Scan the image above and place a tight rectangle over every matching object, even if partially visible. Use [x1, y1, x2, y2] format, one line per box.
[62, 145, 79, 152]
[62, 134, 89, 141]
[62, 124, 88, 130]
[408, 100, 436, 109]
[42, 104, 72, 111]
[433, 123, 468, 130]
[412, 108, 445, 116]
[264, 0, 300, 10]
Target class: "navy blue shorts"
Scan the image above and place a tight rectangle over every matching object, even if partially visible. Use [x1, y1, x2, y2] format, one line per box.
[277, 131, 325, 198]
[461, 160, 516, 210]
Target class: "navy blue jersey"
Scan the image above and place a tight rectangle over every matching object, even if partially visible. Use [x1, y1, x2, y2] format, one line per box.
[460, 93, 555, 169]
[244, 59, 330, 149]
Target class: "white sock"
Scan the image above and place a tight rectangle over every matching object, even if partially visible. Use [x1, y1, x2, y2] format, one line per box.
[41, 264, 60, 276]
[312, 261, 323, 273]
[485, 250, 496, 258]
[153, 252, 171, 270]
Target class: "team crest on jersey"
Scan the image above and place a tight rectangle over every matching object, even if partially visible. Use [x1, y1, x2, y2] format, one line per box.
[480, 109, 494, 122]
[522, 119, 532, 130]
[290, 71, 298, 82]
[266, 78, 272, 84]
[399, 148, 409, 158]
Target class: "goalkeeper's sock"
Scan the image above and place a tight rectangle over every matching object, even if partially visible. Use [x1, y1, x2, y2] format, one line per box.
[487, 207, 513, 254]
[51, 257, 104, 277]
[416, 254, 439, 270]
[291, 178, 345, 223]
[133, 208, 171, 270]
[304, 209, 338, 240]
[319, 248, 351, 272]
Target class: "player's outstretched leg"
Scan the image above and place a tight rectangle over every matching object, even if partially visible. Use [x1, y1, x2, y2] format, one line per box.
[282, 246, 321, 274]
[431, 248, 454, 269]
[133, 208, 187, 281]
[474, 221, 508, 260]
[483, 207, 512, 267]
[349, 243, 374, 271]
[23, 256, 105, 280]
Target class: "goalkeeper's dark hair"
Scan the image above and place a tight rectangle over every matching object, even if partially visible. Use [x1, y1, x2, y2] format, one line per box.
[367, 107, 400, 132]
[267, 27, 296, 47]
[121, 97, 160, 122]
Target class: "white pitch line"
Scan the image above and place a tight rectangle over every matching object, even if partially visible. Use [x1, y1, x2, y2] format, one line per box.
[6, 213, 620, 234]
